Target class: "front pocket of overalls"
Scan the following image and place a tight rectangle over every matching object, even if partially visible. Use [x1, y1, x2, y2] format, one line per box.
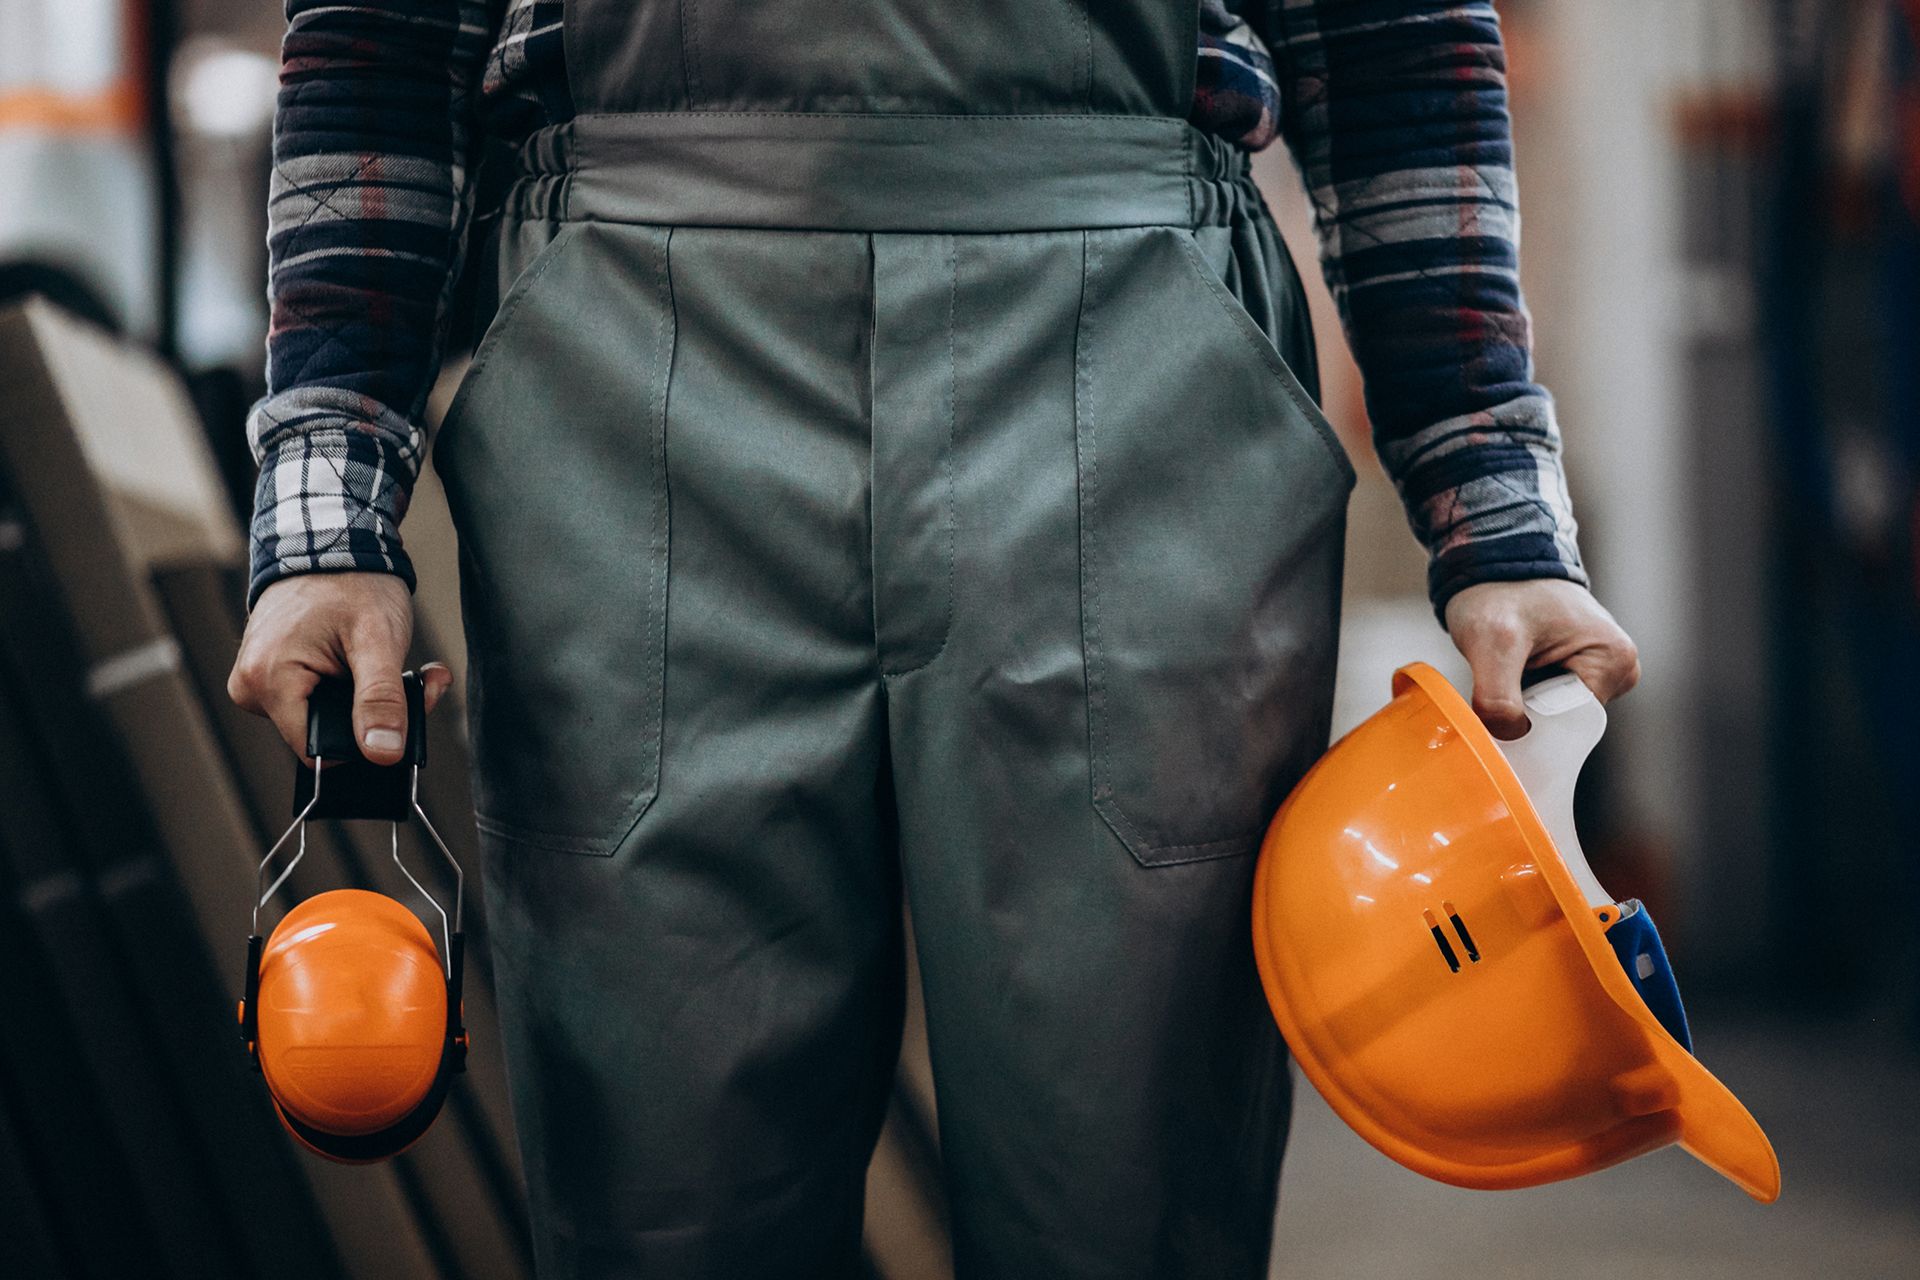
[1074, 225, 1354, 867]
[435, 220, 676, 856]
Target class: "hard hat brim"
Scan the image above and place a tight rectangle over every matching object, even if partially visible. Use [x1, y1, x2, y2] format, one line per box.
[1392, 664, 1781, 1203]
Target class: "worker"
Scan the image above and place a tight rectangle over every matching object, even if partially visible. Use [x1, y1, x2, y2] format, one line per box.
[228, 2, 1640, 1275]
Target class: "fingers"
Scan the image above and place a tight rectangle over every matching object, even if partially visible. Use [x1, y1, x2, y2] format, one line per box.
[260, 679, 321, 765]
[351, 662, 454, 764]
[1460, 615, 1532, 740]
[1445, 579, 1643, 738]
[227, 642, 319, 765]
[1563, 631, 1641, 704]
[345, 614, 413, 766]
[1523, 585, 1639, 705]
[229, 661, 319, 763]
[233, 655, 452, 767]
[342, 660, 453, 765]
[228, 576, 450, 767]
[418, 661, 454, 715]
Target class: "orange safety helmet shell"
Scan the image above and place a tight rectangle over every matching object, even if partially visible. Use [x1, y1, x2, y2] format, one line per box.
[253, 889, 448, 1158]
[1251, 663, 1779, 1201]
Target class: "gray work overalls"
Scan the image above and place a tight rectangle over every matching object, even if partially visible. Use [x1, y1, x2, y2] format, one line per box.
[435, 2, 1356, 1275]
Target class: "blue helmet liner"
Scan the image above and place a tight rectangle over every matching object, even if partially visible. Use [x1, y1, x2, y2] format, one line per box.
[1603, 899, 1692, 1053]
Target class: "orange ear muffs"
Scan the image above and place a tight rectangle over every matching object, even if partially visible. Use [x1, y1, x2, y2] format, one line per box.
[238, 672, 468, 1164]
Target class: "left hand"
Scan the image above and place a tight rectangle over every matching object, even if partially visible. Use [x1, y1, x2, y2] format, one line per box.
[1443, 579, 1640, 739]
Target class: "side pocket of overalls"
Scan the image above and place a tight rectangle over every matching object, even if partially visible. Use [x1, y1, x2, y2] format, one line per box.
[1074, 223, 1353, 867]
[435, 220, 677, 856]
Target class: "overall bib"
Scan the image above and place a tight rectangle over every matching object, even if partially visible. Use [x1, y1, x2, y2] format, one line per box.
[434, 3, 1356, 1275]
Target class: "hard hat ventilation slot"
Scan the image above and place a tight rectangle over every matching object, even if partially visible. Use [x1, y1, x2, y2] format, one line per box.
[1422, 909, 1462, 972]
[1442, 901, 1481, 962]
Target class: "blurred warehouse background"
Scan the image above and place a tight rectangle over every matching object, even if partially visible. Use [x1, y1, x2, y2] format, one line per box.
[0, 0, 1915, 1276]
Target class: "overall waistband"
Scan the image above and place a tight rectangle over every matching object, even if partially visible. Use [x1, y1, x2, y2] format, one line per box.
[503, 112, 1255, 233]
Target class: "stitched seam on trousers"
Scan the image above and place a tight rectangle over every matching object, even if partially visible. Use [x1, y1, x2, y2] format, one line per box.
[441, 221, 582, 434]
[1185, 133, 1196, 229]
[1172, 229, 1356, 488]
[1080, 230, 1158, 856]
[1078, 231, 1274, 866]
[1123, 827, 1265, 857]
[640, 227, 676, 826]
[1074, 231, 1109, 828]
[473, 225, 677, 857]
[879, 235, 958, 680]
[475, 812, 617, 854]
[1080, 1, 1094, 111]
[865, 235, 881, 674]
[567, 110, 1191, 126]
[680, 0, 705, 108]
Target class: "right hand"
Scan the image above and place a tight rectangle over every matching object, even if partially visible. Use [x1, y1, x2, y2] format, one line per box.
[227, 572, 453, 765]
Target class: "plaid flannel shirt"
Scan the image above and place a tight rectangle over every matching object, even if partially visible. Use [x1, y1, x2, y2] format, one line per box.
[249, 0, 1586, 615]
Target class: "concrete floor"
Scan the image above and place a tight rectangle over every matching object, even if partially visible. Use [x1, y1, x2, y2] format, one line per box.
[1270, 1011, 1920, 1278]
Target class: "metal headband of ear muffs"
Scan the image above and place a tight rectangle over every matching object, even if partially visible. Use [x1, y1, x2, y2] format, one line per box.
[237, 671, 468, 1163]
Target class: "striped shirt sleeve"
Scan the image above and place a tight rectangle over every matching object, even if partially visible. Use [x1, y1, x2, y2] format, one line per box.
[244, 0, 495, 608]
[1261, 0, 1588, 615]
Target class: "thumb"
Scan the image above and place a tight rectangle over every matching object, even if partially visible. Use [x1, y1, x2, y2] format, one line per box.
[1464, 624, 1532, 741]
[346, 627, 411, 766]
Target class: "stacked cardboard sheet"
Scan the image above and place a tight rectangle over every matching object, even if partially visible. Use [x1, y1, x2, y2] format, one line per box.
[0, 299, 527, 1279]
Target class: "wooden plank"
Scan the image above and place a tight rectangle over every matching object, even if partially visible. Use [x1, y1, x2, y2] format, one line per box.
[0, 666, 244, 1276]
[0, 837, 154, 1278]
[0, 491, 340, 1279]
[0, 1083, 67, 1278]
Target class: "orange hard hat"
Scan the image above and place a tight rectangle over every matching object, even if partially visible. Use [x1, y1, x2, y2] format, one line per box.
[1252, 662, 1780, 1201]
[244, 889, 461, 1163]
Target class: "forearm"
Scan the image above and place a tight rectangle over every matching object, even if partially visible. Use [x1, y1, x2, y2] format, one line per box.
[1270, 0, 1586, 614]
[247, 0, 493, 607]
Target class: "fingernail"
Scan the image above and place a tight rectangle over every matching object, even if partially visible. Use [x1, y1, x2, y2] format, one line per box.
[364, 728, 404, 753]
